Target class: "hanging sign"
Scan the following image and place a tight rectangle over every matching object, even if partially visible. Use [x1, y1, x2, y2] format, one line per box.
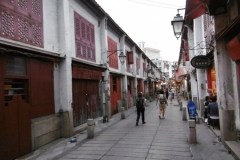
[190, 55, 211, 69]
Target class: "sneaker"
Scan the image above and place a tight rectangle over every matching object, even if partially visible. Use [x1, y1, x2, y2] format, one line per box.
[136, 123, 138, 126]
[162, 117, 165, 119]
[159, 115, 161, 119]
[142, 122, 146, 124]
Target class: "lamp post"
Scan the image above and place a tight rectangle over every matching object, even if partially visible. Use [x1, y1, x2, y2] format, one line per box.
[171, 8, 185, 40]
[107, 50, 126, 65]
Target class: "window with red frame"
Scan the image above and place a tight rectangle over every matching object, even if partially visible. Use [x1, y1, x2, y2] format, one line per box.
[143, 62, 146, 76]
[107, 37, 118, 69]
[126, 51, 131, 72]
[0, 0, 43, 47]
[136, 57, 140, 75]
[74, 12, 96, 62]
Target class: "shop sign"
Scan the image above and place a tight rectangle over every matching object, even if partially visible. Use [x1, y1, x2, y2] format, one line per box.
[190, 55, 211, 69]
[72, 67, 102, 80]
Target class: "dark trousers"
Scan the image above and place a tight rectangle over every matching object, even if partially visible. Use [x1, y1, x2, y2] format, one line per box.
[136, 108, 145, 123]
[204, 109, 208, 118]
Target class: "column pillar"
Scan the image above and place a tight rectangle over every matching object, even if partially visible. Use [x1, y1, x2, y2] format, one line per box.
[215, 39, 236, 141]
[120, 35, 128, 110]
[99, 16, 111, 118]
[57, 0, 73, 137]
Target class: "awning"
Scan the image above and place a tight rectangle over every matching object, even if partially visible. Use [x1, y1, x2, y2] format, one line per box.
[226, 33, 240, 61]
[178, 73, 189, 79]
[185, 0, 229, 20]
[175, 67, 187, 82]
[185, 0, 207, 20]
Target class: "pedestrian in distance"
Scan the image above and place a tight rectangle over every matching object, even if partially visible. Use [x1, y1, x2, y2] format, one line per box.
[204, 96, 211, 119]
[165, 89, 169, 99]
[136, 92, 146, 126]
[156, 89, 168, 119]
[169, 90, 174, 104]
[207, 96, 219, 126]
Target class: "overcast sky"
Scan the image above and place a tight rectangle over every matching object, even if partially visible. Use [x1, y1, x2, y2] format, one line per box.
[95, 0, 186, 61]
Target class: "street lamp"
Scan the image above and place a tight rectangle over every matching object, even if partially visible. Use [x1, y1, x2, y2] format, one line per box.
[107, 50, 126, 65]
[118, 51, 126, 65]
[171, 8, 185, 40]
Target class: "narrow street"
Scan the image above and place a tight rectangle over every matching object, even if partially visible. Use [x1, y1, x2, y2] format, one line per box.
[45, 98, 234, 160]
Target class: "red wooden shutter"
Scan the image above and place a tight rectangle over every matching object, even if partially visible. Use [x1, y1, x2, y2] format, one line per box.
[136, 57, 140, 75]
[75, 12, 95, 62]
[16, 0, 31, 18]
[126, 50, 130, 72]
[108, 37, 118, 69]
[206, 68, 212, 89]
[30, 0, 43, 22]
[127, 51, 134, 64]
[0, 0, 16, 9]
[226, 33, 240, 61]
[0, 0, 43, 47]
[74, 12, 81, 41]
[184, 42, 189, 61]
[90, 23, 95, 46]
[143, 62, 146, 72]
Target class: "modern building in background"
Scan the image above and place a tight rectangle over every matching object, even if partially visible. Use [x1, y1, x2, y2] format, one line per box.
[138, 42, 174, 90]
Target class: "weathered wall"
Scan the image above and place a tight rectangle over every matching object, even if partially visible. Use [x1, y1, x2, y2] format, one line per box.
[31, 114, 61, 150]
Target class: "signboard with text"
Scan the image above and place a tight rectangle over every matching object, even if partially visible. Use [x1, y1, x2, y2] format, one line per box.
[72, 67, 102, 80]
[190, 55, 211, 69]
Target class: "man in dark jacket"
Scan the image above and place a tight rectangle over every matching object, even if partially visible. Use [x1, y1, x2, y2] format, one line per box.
[208, 96, 219, 125]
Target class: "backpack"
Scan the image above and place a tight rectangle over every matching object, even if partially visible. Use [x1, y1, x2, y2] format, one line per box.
[159, 94, 165, 104]
[136, 97, 144, 110]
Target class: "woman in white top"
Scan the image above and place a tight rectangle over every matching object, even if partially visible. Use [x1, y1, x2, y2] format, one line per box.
[169, 90, 174, 104]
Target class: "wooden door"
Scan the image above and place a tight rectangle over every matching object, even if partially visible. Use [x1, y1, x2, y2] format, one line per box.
[2, 95, 31, 160]
[72, 79, 101, 127]
[110, 75, 121, 115]
[0, 55, 32, 159]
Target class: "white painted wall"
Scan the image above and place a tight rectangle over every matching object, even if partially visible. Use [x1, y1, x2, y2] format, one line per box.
[43, 0, 60, 53]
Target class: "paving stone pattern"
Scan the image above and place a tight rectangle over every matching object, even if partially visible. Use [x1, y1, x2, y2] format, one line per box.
[26, 98, 235, 160]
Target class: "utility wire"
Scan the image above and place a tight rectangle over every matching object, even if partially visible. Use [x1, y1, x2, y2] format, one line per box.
[127, 0, 183, 9]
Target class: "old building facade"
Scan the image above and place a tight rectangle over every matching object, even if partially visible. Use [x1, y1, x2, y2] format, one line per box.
[0, 0, 161, 159]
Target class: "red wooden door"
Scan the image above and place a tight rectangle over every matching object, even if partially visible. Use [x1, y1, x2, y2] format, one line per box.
[0, 55, 32, 159]
[3, 95, 31, 160]
[72, 79, 101, 127]
[110, 75, 121, 115]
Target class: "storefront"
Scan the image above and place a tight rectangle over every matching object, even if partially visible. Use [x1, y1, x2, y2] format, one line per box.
[110, 73, 122, 115]
[127, 77, 134, 108]
[0, 46, 58, 160]
[72, 63, 104, 126]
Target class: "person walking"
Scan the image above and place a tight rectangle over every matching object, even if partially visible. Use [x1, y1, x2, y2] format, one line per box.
[136, 92, 146, 126]
[204, 96, 211, 119]
[208, 96, 219, 126]
[169, 90, 174, 104]
[156, 89, 168, 119]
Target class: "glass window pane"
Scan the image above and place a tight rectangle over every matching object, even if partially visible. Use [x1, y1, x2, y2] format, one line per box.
[6, 57, 26, 76]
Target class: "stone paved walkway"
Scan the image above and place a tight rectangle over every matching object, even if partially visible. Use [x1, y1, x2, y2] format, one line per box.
[19, 98, 235, 160]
